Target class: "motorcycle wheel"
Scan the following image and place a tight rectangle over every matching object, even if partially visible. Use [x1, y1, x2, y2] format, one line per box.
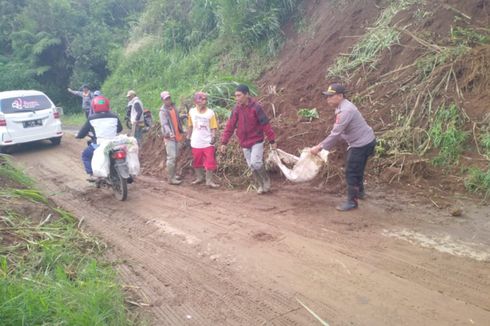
[111, 170, 128, 201]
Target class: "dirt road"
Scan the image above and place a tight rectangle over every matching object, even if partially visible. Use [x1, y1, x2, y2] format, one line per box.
[13, 135, 490, 325]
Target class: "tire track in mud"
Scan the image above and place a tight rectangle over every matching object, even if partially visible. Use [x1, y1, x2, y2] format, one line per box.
[33, 172, 311, 325]
[138, 177, 490, 317]
[19, 149, 315, 324]
[13, 135, 490, 325]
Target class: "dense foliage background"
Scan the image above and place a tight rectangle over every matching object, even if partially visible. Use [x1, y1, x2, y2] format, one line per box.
[0, 0, 146, 113]
[0, 0, 299, 114]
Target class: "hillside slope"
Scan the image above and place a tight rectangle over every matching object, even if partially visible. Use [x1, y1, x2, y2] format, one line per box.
[121, 0, 490, 199]
[257, 0, 490, 198]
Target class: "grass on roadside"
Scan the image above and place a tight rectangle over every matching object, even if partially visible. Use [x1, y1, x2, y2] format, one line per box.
[61, 112, 86, 127]
[0, 156, 34, 187]
[0, 158, 139, 325]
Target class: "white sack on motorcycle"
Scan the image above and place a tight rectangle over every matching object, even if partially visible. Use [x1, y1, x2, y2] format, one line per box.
[91, 135, 140, 178]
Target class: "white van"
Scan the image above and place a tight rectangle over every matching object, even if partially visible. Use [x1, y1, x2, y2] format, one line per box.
[0, 90, 63, 153]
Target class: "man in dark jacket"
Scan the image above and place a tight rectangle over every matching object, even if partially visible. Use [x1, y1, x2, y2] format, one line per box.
[310, 83, 376, 211]
[76, 95, 123, 181]
[220, 84, 277, 194]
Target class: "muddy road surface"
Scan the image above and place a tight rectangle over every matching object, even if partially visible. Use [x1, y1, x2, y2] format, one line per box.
[12, 134, 490, 325]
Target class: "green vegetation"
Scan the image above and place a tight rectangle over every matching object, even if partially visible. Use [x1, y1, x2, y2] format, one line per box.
[0, 158, 137, 325]
[297, 108, 319, 121]
[1, 189, 49, 205]
[450, 26, 490, 46]
[0, 156, 34, 187]
[480, 132, 490, 156]
[0, 0, 145, 113]
[103, 0, 299, 116]
[328, 0, 420, 80]
[415, 45, 470, 78]
[465, 167, 490, 198]
[429, 104, 468, 166]
[61, 112, 87, 127]
[411, 22, 487, 86]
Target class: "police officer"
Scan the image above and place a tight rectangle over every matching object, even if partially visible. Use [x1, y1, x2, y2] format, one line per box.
[310, 83, 376, 211]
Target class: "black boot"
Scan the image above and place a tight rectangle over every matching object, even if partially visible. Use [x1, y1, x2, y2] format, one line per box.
[336, 186, 359, 211]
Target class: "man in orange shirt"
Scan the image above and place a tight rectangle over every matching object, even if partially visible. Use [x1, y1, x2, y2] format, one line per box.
[159, 91, 185, 185]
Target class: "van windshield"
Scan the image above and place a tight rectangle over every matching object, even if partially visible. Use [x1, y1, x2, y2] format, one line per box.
[0, 95, 53, 113]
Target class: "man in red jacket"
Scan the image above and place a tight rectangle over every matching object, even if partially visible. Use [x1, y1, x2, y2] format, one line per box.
[220, 84, 277, 194]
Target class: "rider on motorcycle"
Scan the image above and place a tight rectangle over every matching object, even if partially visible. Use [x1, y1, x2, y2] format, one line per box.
[76, 95, 123, 182]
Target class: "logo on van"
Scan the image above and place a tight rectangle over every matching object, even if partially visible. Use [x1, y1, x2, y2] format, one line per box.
[12, 98, 40, 110]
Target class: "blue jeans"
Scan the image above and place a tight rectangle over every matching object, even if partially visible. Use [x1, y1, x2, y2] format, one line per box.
[81, 143, 98, 175]
[242, 141, 264, 171]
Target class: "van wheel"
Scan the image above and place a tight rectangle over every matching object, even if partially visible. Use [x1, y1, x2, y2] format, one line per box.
[50, 137, 62, 146]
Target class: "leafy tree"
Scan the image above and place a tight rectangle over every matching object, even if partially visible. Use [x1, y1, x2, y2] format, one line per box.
[0, 0, 144, 109]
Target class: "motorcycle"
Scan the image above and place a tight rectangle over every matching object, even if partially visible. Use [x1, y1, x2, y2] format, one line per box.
[125, 106, 153, 131]
[87, 133, 131, 201]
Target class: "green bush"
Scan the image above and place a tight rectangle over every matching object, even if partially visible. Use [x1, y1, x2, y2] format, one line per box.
[429, 103, 468, 165]
[465, 167, 490, 198]
[297, 108, 319, 121]
[480, 132, 490, 156]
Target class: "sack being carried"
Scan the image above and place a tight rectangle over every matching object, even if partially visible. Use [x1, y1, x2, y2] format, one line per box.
[91, 135, 140, 178]
[267, 148, 329, 183]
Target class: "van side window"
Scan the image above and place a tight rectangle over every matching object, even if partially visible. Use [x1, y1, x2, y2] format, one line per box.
[0, 95, 52, 113]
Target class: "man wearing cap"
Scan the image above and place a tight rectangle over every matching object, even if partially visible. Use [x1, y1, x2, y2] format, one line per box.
[310, 83, 376, 211]
[68, 84, 93, 118]
[126, 90, 145, 146]
[159, 91, 185, 185]
[220, 84, 277, 194]
[187, 92, 219, 188]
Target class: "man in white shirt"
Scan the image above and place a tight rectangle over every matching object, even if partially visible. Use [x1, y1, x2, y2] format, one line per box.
[187, 92, 219, 188]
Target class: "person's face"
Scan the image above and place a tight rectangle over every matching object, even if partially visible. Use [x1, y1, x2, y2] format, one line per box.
[197, 96, 207, 108]
[127, 95, 134, 101]
[83, 87, 89, 93]
[326, 94, 343, 107]
[235, 91, 248, 105]
[163, 97, 172, 107]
